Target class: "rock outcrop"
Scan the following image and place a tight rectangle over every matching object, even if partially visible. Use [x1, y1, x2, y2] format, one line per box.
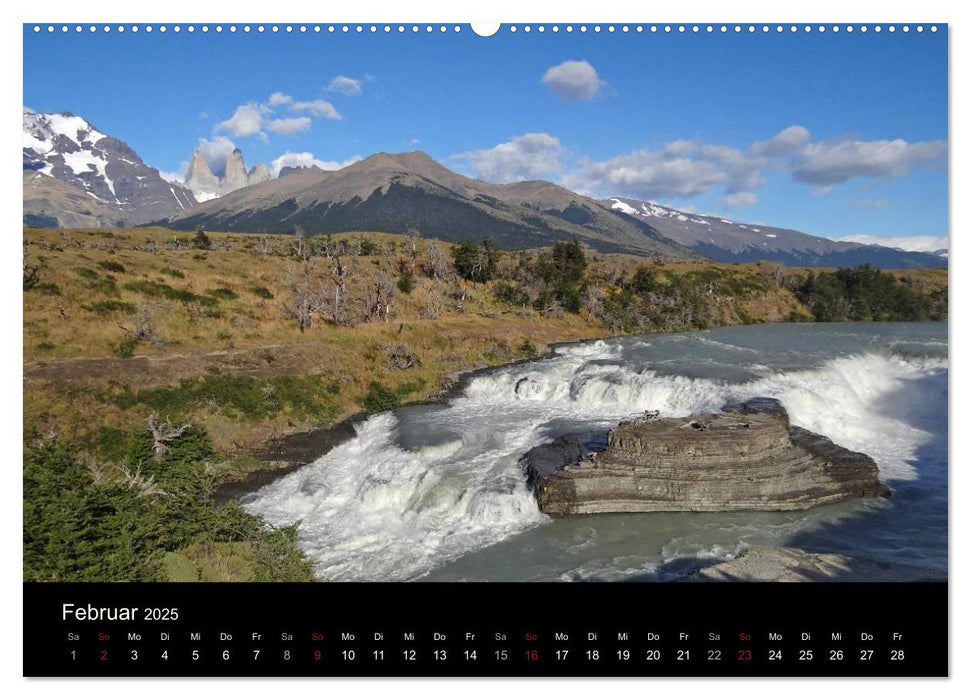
[527, 397, 889, 515]
[184, 149, 221, 198]
[222, 148, 249, 192]
[247, 162, 271, 186]
[681, 546, 945, 582]
[182, 148, 272, 201]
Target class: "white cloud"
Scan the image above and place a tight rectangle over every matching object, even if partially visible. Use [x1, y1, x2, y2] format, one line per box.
[542, 60, 607, 101]
[836, 234, 948, 253]
[557, 125, 946, 203]
[270, 151, 362, 177]
[564, 148, 727, 199]
[724, 192, 758, 208]
[291, 100, 343, 120]
[793, 138, 946, 186]
[452, 133, 564, 183]
[212, 93, 341, 143]
[267, 92, 293, 107]
[159, 169, 186, 184]
[562, 127, 807, 200]
[327, 76, 364, 97]
[267, 117, 312, 136]
[751, 125, 811, 158]
[215, 102, 269, 140]
[197, 136, 238, 177]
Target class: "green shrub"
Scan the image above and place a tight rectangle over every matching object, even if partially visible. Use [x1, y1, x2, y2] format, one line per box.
[193, 229, 212, 250]
[248, 285, 274, 299]
[36, 341, 55, 351]
[517, 340, 538, 358]
[397, 269, 416, 294]
[160, 266, 185, 279]
[123, 280, 218, 307]
[109, 374, 340, 422]
[34, 282, 61, 296]
[23, 435, 315, 583]
[73, 267, 100, 281]
[98, 261, 126, 273]
[114, 336, 139, 358]
[362, 382, 400, 413]
[83, 300, 137, 316]
[453, 239, 499, 283]
[394, 377, 427, 398]
[206, 287, 238, 301]
[358, 238, 379, 256]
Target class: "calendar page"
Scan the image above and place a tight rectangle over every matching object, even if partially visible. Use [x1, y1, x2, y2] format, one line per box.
[22, 19, 948, 678]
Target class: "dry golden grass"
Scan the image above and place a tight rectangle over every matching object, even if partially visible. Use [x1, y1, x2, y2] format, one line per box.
[23, 226, 946, 460]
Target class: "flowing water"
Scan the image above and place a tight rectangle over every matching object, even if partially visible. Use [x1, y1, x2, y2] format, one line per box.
[242, 322, 948, 582]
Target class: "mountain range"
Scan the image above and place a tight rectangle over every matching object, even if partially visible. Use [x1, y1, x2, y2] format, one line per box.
[607, 197, 947, 269]
[23, 110, 946, 269]
[161, 151, 693, 258]
[23, 110, 196, 227]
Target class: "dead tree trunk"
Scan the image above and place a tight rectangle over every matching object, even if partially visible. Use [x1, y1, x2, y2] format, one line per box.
[146, 413, 189, 461]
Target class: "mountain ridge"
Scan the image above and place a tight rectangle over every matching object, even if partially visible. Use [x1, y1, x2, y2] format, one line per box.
[607, 197, 947, 269]
[161, 151, 696, 258]
[23, 110, 196, 227]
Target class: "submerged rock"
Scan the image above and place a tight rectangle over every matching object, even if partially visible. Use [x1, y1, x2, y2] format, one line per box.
[681, 546, 945, 582]
[530, 397, 889, 515]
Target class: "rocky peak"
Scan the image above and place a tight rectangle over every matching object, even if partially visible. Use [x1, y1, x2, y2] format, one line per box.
[223, 148, 248, 192]
[22, 109, 197, 226]
[180, 146, 273, 200]
[184, 148, 220, 198]
[247, 162, 271, 185]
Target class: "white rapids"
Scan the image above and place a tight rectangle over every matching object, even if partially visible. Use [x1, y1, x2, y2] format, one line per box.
[243, 323, 947, 581]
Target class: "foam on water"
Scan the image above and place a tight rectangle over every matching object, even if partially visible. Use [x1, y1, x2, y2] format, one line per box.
[244, 329, 946, 581]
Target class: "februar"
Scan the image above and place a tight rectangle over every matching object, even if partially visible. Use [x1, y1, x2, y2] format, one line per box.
[62, 603, 139, 621]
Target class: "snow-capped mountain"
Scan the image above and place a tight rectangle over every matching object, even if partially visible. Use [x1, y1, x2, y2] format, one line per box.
[607, 197, 947, 269]
[181, 147, 272, 202]
[23, 109, 196, 227]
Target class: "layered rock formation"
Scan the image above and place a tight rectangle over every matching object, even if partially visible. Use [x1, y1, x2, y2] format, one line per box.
[526, 397, 888, 515]
[681, 546, 945, 582]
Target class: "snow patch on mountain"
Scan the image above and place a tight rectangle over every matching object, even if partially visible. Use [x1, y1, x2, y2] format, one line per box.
[605, 195, 947, 269]
[23, 109, 197, 226]
[836, 234, 949, 256]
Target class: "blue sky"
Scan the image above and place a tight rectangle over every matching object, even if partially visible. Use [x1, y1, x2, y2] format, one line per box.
[23, 24, 947, 247]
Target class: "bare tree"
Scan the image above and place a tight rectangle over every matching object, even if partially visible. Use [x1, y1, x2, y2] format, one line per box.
[405, 229, 421, 269]
[291, 228, 310, 260]
[364, 271, 397, 322]
[119, 304, 164, 347]
[146, 413, 190, 462]
[282, 259, 325, 332]
[23, 242, 39, 291]
[325, 255, 351, 325]
[423, 244, 453, 281]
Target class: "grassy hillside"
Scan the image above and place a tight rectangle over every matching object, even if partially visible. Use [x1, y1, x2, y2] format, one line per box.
[22, 226, 947, 582]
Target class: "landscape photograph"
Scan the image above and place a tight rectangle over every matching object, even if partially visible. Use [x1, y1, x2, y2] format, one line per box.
[22, 24, 947, 584]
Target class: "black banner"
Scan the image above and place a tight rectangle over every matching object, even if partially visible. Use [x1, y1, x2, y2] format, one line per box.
[24, 582, 947, 677]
